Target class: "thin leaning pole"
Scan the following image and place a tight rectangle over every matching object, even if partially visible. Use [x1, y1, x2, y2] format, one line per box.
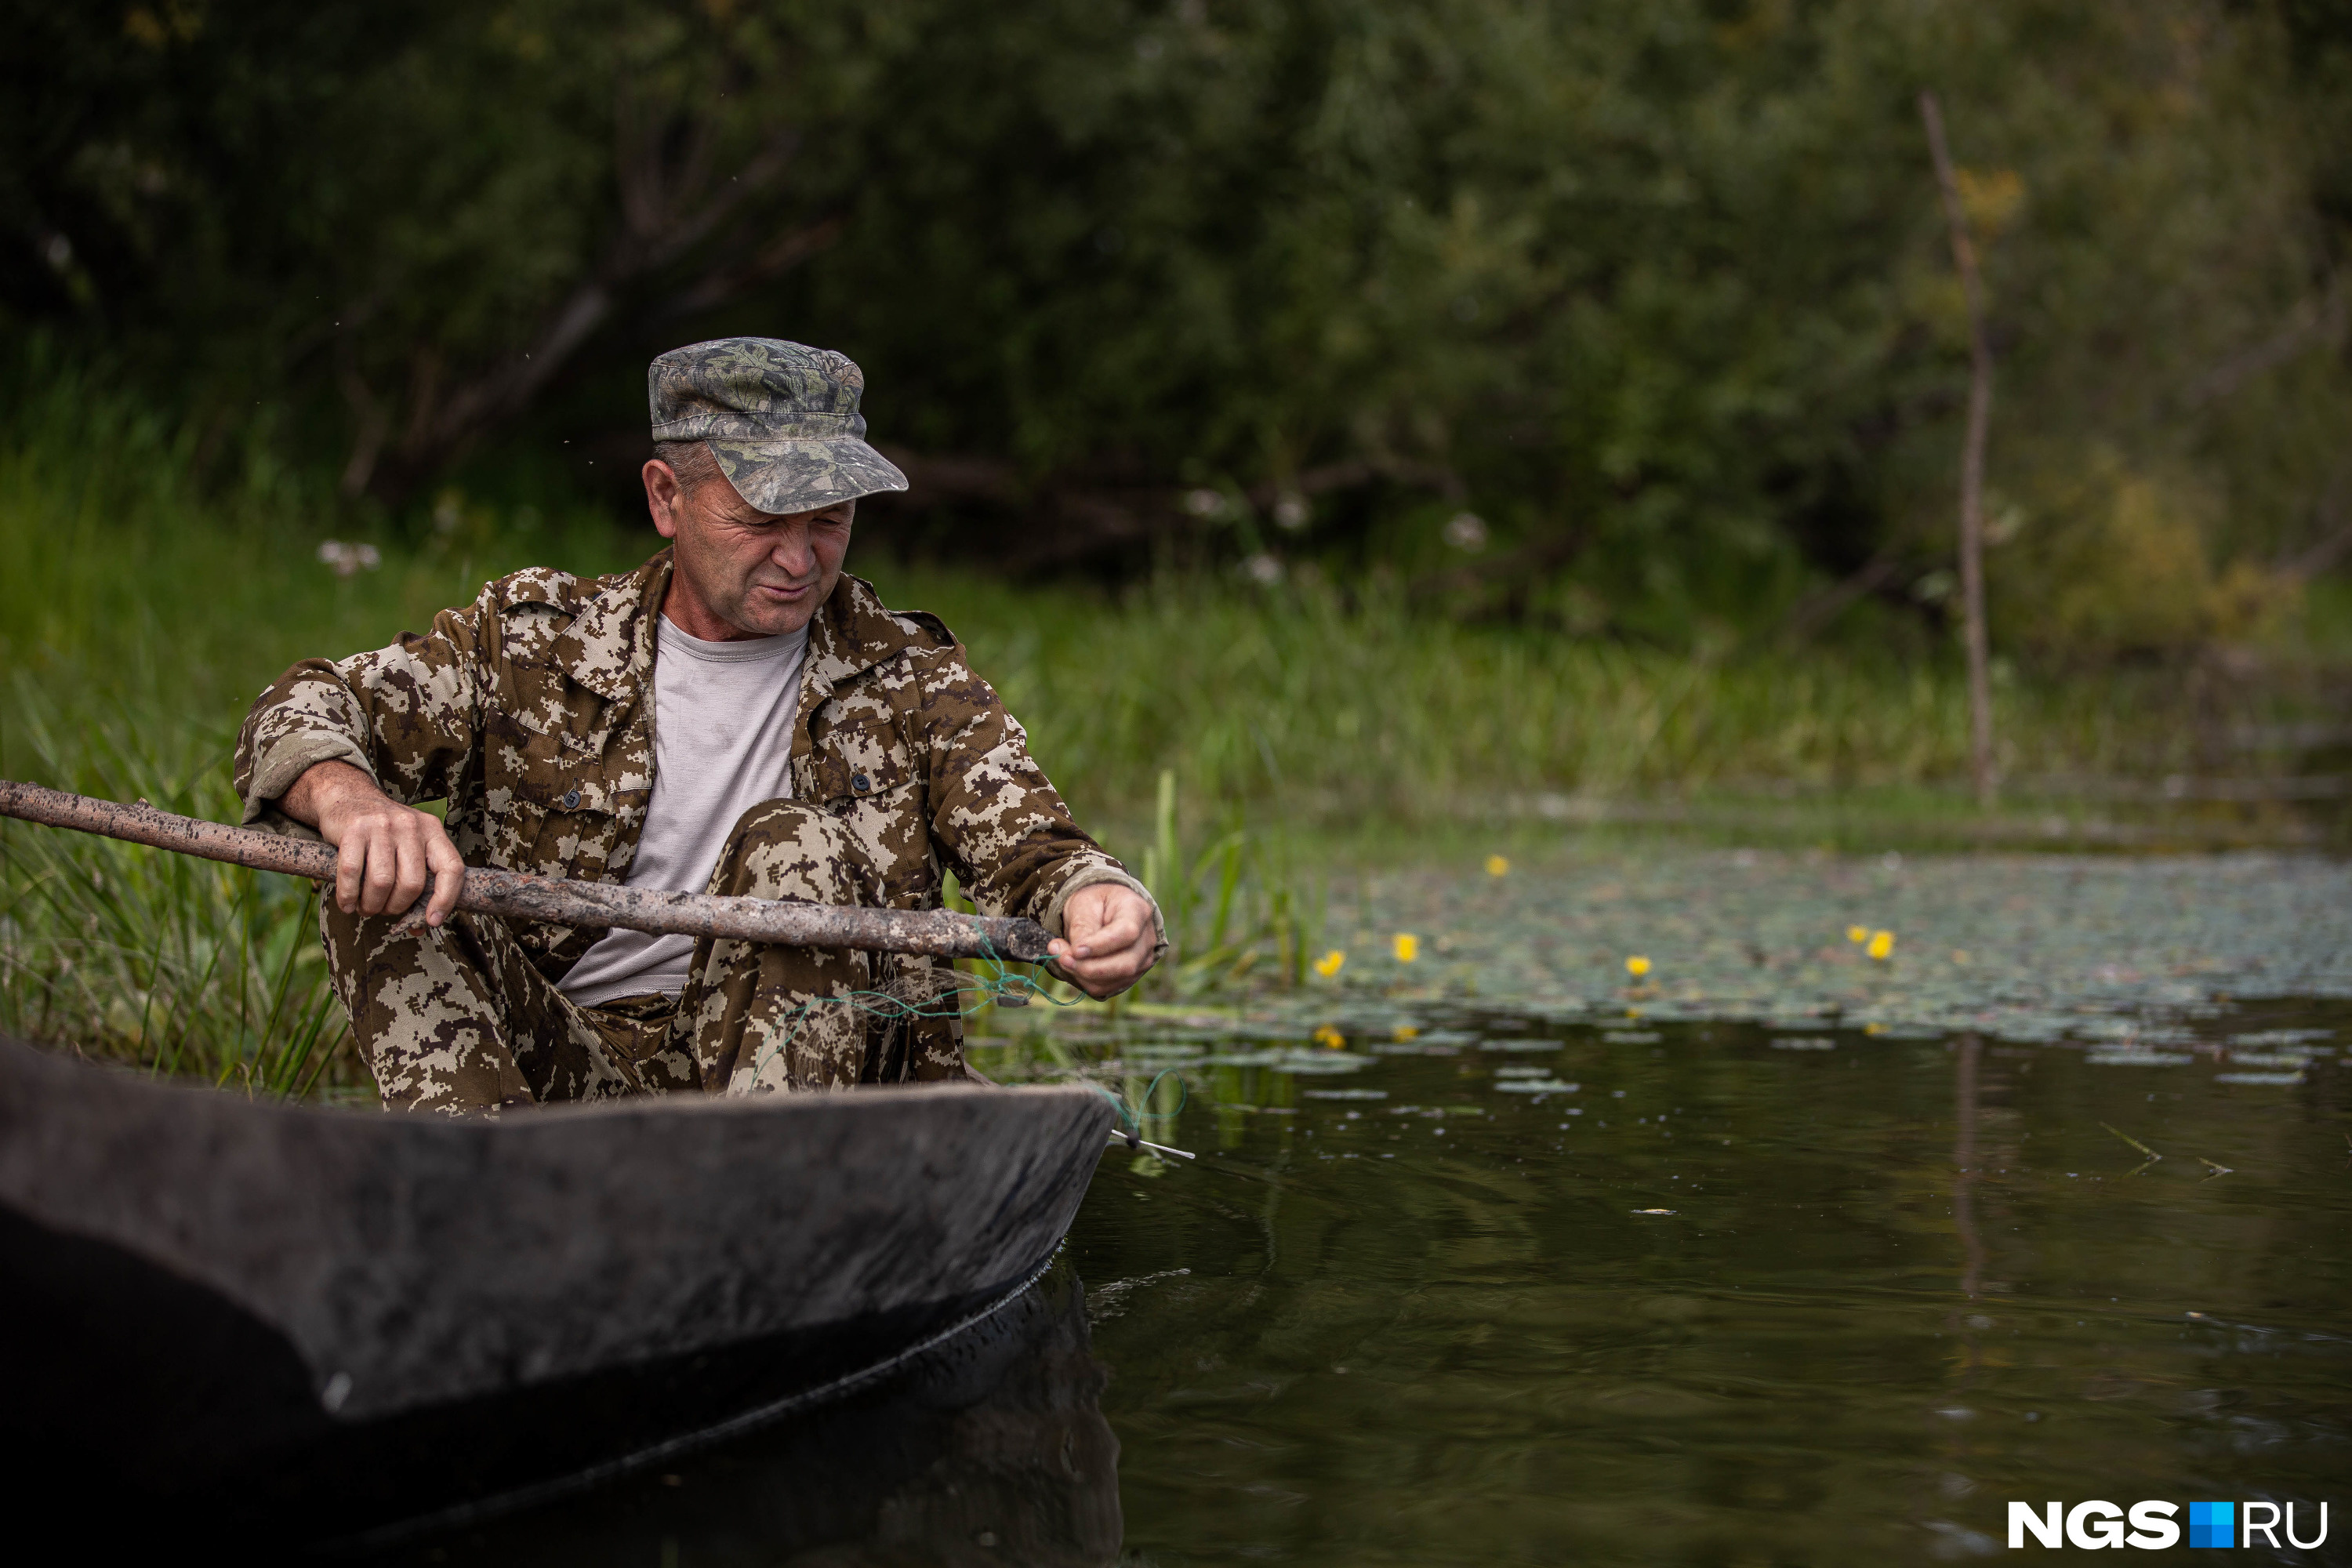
[0, 779, 1055, 963]
[1919, 89, 1999, 811]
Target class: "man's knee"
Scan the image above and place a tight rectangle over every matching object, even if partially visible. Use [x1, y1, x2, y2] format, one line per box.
[709, 798, 879, 906]
[319, 901, 510, 993]
[314, 904, 537, 1111]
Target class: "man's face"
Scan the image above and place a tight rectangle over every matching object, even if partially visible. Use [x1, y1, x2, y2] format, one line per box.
[644, 459, 855, 639]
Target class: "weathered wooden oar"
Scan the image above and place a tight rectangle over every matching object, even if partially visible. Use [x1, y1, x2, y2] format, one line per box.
[0, 779, 1054, 962]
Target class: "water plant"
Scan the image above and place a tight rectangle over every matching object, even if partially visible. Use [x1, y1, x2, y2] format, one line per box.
[1136, 768, 1327, 996]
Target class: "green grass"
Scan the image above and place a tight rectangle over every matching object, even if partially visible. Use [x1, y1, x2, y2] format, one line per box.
[2, 376, 2339, 1090]
[0, 374, 641, 1093]
[879, 568, 2223, 820]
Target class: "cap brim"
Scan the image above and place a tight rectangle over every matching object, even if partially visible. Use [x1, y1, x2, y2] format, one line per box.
[706, 437, 909, 515]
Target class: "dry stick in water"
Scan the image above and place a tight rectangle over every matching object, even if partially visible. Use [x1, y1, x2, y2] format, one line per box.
[1919, 89, 1999, 811]
[0, 779, 1054, 962]
[2099, 1120, 2163, 1177]
[1108, 1131, 1196, 1160]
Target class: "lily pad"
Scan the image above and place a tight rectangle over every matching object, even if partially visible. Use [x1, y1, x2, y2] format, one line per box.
[1122, 1042, 1211, 1061]
[2225, 1050, 2316, 1068]
[1279, 1055, 1374, 1076]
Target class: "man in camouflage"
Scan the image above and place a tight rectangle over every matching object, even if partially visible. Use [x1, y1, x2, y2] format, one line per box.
[235, 339, 1163, 1113]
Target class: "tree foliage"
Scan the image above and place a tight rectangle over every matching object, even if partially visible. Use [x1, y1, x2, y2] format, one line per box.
[3, 0, 2347, 655]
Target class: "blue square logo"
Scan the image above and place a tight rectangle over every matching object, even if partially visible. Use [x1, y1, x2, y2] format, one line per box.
[2189, 1501, 2234, 1548]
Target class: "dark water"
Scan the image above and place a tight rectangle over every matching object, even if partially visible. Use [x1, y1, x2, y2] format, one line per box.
[404, 1006, 2351, 1566]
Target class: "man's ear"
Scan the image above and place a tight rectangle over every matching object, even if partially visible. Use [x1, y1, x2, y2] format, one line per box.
[643, 459, 684, 540]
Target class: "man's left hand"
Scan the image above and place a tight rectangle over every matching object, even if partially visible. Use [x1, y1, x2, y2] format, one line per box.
[1048, 883, 1160, 999]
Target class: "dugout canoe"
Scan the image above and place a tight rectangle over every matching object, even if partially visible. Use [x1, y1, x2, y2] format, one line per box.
[396, 1261, 1122, 1563]
[0, 1033, 1115, 1542]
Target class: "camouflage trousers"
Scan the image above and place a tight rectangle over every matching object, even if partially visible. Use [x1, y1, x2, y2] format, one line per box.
[321, 800, 968, 1114]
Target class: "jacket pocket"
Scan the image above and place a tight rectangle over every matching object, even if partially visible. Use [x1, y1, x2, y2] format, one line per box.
[483, 705, 639, 880]
[808, 720, 914, 808]
[805, 721, 935, 902]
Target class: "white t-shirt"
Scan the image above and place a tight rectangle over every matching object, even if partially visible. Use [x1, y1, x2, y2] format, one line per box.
[557, 615, 811, 1008]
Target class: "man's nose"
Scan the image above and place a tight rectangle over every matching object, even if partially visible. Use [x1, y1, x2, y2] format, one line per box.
[769, 522, 815, 576]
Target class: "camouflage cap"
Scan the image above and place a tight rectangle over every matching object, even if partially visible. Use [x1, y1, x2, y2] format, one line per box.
[648, 337, 909, 514]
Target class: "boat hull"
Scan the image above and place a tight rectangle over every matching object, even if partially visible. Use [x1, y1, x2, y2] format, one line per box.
[0, 1036, 1111, 1537]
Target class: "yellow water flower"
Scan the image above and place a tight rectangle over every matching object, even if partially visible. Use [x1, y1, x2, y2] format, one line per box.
[1393, 933, 1420, 963]
[1625, 955, 1652, 978]
[1864, 1022, 1886, 1036]
[1312, 949, 1346, 978]
[1846, 925, 1868, 944]
[1312, 1024, 1346, 1050]
[1393, 1025, 1420, 1041]
[1485, 854, 1510, 877]
[1867, 930, 1894, 960]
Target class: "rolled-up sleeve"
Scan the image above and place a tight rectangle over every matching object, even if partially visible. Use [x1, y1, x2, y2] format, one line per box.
[911, 645, 1167, 971]
[234, 593, 488, 826]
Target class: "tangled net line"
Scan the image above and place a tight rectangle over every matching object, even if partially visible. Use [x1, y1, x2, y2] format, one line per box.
[739, 937, 1189, 1147]
[741, 935, 1069, 1083]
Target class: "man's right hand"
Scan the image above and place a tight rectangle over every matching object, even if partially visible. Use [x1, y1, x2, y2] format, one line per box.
[281, 760, 466, 927]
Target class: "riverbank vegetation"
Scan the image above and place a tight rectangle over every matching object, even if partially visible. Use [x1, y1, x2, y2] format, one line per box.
[12, 2, 2352, 656]
[5, 375, 2350, 1087]
[8, 0, 2352, 1085]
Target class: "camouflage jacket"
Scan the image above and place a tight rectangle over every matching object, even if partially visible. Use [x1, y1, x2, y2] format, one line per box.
[234, 550, 1160, 986]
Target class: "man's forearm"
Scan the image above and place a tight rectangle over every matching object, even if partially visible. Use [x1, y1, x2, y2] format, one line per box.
[278, 758, 384, 829]
[234, 596, 491, 835]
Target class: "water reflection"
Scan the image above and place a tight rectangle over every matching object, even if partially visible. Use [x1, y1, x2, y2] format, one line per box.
[382, 1267, 1120, 1567]
[1051, 1005, 2351, 1564]
[1953, 1033, 1986, 1305]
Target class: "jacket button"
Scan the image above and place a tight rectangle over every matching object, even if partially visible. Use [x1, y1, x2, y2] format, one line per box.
[851, 772, 871, 793]
[561, 787, 581, 810]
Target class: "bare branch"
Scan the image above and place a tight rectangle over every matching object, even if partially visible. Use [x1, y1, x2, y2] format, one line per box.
[1921, 89, 1998, 811]
[658, 212, 843, 321]
[1409, 527, 1587, 604]
[1776, 546, 1906, 646]
[2182, 281, 2346, 412]
[2280, 464, 2352, 580]
[336, 356, 390, 499]
[1245, 457, 1466, 511]
[0, 781, 1053, 963]
[381, 106, 808, 488]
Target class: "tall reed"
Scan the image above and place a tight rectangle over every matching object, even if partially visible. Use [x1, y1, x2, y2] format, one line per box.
[0, 366, 631, 1091]
[1134, 768, 1326, 996]
[885, 568, 2231, 823]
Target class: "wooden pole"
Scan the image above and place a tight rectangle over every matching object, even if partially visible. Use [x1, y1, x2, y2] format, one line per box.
[1918, 90, 1998, 810]
[0, 779, 1054, 962]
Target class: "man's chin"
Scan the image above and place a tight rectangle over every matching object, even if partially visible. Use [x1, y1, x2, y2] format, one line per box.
[725, 612, 810, 638]
[724, 588, 817, 637]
